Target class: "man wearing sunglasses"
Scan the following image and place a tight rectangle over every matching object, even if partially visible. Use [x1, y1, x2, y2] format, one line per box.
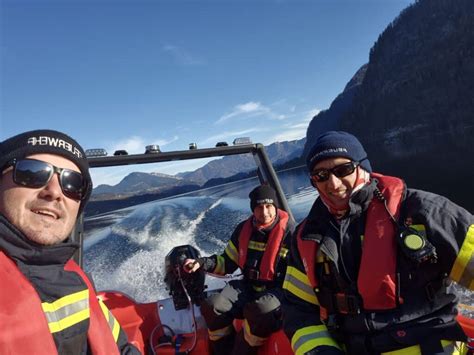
[0, 130, 139, 354]
[282, 131, 474, 354]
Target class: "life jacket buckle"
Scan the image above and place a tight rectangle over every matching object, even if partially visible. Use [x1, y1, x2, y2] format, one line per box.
[335, 293, 360, 314]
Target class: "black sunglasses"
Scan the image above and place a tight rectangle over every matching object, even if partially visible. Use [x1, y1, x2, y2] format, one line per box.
[310, 161, 360, 183]
[3, 158, 89, 201]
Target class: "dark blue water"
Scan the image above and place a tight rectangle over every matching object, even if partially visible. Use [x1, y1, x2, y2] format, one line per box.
[83, 166, 473, 316]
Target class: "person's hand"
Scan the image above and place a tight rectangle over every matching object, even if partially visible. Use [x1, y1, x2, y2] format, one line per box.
[183, 259, 200, 273]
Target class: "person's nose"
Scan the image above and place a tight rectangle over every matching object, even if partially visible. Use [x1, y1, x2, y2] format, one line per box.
[38, 173, 64, 201]
[326, 172, 342, 189]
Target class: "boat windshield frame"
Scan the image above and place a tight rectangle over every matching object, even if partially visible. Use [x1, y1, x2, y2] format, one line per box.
[71, 143, 294, 266]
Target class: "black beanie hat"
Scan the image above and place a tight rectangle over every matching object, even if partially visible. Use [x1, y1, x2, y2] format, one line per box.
[0, 129, 92, 213]
[249, 185, 279, 212]
[306, 131, 372, 173]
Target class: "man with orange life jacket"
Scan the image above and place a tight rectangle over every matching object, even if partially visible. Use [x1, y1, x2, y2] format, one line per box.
[282, 131, 474, 355]
[0, 130, 140, 354]
[184, 184, 294, 355]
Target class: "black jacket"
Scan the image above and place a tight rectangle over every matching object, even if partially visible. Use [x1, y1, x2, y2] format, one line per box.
[282, 178, 473, 354]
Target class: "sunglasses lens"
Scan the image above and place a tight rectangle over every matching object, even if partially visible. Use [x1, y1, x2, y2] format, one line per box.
[13, 159, 86, 201]
[60, 170, 85, 200]
[14, 160, 53, 188]
[311, 170, 330, 182]
[311, 162, 357, 183]
[332, 162, 356, 178]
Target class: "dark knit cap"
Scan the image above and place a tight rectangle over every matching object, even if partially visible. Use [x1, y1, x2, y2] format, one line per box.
[249, 185, 279, 212]
[306, 131, 372, 173]
[0, 129, 92, 212]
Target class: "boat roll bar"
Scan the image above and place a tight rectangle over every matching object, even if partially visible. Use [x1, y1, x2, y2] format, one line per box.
[71, 143, 294, 266]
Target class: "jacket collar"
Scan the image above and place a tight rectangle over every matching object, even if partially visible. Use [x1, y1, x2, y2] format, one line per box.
[303, 178, 378, 239]
[0, 213, 78, 266]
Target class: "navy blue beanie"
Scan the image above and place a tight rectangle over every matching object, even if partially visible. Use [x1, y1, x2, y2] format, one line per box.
[306, 131, 372, 173]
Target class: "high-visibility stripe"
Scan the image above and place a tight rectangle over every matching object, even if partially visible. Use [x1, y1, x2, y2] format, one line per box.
[291, 325, 341, 355]
[224, 241, 239, 264]
[41, 289, 89, 313]
[43, 298, 89, 324]
[46, 309, 90, 334]
[245, 241, 288, 258]
[42, 289, 90, 334]
[410, 224, 426, 233]
[243, 319, 267, 346]
[214, 255, 226, 275]
[381, 340, 456, 355]
[283, 266, 319, 305]
[450, 224, 474, 290]
[208, 325, 233, 341]
[249, 240, 266, 251]
[98, 299, 120, 342]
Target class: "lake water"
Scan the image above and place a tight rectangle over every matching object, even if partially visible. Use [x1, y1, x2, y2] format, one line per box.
[83, 166, 473, 316]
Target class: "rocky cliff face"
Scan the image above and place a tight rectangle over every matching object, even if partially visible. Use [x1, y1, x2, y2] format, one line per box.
[305, 0, 474, 212]
[303, 64, 367, 159]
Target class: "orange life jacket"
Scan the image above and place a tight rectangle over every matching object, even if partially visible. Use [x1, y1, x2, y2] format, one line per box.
[297, 173, 405, 310]
[238, 209, 289, 281]
[0, 251, 120, 355]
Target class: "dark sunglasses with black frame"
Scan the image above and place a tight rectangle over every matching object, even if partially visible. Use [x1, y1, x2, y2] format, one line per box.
[2, 158, 89, 201]
[310, 160, 361, 183]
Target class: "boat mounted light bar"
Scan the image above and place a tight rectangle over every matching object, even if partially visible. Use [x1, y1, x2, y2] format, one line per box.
[72, 143, 294, 266]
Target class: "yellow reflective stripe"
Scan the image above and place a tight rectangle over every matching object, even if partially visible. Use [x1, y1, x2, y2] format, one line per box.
[41, 289, 89, 313]
[208, 325, 233, 341]
[291, 325, 340, 355]
[450, 224, 474, 289]
[214, 255, 226, 275]
[248, 240, 266, 251]
[244, 319, 267, 346]
[224, 240, 239, 264]
[283, 266, 318, 305]
[99, 299, 120, 342]
[42, 289, 90, 334]
[381, 340, 455, 355]
[410, 224, 426, 232]
[47, 309, 90, 333]
[279, 247, 289, 258]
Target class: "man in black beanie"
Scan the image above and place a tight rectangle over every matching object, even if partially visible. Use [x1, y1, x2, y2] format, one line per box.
[184, 184, 294, 355]
[0, 129, 139, 354]
[282, 131, 474, 354]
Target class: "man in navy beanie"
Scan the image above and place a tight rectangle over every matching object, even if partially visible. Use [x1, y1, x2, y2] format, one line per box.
[0, 129, 139, 354]
[184, 184, 294, 355]
[282, 131, 474, 354]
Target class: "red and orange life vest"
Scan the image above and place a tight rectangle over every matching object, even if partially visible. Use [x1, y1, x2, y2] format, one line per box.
[298, 173, 405, 310]
[0, 251, 120, 354]
[238, 209, 289, 282]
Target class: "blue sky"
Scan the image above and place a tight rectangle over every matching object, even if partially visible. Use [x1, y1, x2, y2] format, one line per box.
[1, 0, 413, 186]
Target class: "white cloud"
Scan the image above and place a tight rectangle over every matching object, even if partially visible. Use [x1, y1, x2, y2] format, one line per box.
[162, 45, 203, 66]
[216, 101, 285, 124]
[264, 107, 320, 144]
[107, 135, 179, 155]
